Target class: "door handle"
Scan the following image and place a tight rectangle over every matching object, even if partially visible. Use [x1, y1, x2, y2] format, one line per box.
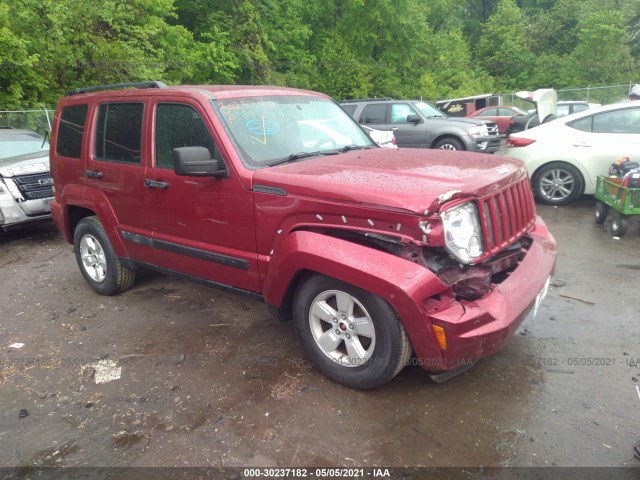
[573, 142, 592, 147]
[144, 179, 169, 189]
[84, 169, 103, 179]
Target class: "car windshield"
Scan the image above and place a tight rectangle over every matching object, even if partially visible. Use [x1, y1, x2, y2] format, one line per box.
[413, 101, 446, 118]
[213, 96, 375, 168]
[0, 131, 49, 159]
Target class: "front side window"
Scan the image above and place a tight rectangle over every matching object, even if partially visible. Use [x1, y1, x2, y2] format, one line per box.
[57, 104, 88, 158]
[214, 96, 374, 169]
[390, 104, 417, 123]
[155, 103, 220, 169]
[482, 108, 499, 116]
[413, 101, 446, 118]
[94, 103, 144, 163]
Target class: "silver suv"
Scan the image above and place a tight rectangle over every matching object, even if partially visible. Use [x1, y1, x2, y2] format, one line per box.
[0, 129, 53, 231]
[341, 98, 500, 153]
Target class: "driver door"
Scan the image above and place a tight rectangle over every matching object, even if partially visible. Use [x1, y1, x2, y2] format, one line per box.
[141, 99, 260, 292]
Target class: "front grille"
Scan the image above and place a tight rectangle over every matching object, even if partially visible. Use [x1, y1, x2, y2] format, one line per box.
[13, 173, 54, 200]
[477, 177, 536, 258]
[485, 123, 499, 136]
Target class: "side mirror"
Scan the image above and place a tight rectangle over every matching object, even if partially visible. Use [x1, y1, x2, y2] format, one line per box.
[172, 147, 228, 178]
[406, 114, 421, 124]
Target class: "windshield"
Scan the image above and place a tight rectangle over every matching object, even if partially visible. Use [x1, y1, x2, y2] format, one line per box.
[0, 131, 49, 159]
[413, 101, 446, 118]
[213, 96, 375, 168]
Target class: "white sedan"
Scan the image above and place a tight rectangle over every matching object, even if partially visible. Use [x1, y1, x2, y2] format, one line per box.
[361, 125, 397, 149]
[506, 101, 640, 205]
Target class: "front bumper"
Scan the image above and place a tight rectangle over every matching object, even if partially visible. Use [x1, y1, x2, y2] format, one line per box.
[417, 216, 556, 371]
[0, 195, 53, 230]
[469, 135, 501, 154]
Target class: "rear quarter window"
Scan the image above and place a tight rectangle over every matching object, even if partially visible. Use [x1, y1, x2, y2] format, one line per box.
[56, 104, 88, 158]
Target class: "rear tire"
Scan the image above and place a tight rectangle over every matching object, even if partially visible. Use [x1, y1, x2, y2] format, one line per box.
[73, 216, 136, 295]
[594, 202, 609, 224]
[532, 162, 583, 205]
[293, 274, 412, 389]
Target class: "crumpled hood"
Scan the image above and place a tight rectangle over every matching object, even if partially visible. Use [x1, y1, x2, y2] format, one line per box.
[252, 148, 526, 214]
[0, 151, 50, 177]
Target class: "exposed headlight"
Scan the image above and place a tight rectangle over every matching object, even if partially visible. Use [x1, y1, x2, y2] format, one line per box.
[468, 125, 489, 137]
[442, 202, 483, 264]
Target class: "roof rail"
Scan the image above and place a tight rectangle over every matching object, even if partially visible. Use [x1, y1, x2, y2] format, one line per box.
[64, 81, 167, 96]
[340, 97, 394, 103]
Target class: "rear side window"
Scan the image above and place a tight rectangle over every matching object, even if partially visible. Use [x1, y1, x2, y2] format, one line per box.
[360, 104, 387, 124]
[340, 104, 357, 117]
[154, 103, 221, 169]
[94, 103, 144, 164]
[56, 104, 88, 158]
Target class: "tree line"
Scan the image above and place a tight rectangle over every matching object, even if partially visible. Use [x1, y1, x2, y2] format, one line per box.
[1, 0, 638, 108]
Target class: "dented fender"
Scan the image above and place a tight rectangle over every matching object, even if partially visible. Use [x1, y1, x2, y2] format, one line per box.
[262, 230, 448, 361]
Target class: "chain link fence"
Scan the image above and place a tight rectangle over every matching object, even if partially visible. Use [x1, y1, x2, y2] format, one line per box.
[0, 108, 54, 137]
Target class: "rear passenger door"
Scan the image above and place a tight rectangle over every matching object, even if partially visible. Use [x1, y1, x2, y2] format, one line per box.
[142, 100, 261, 293]
[84, 101, 156, 262]
[567, 107, 640, 190]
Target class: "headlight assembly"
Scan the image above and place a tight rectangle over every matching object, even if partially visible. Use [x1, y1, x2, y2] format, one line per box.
[442, 202, 483, 264]
[468, 125, 489, 137]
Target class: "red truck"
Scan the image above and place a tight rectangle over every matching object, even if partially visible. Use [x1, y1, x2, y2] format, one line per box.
[49, 82, 556, 389]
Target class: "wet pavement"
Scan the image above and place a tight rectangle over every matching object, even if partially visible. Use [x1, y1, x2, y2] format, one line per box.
[0, 198, 639, 470]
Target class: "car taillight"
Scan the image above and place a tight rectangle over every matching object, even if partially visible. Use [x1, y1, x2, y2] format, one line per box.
[507, 137, 536, 147]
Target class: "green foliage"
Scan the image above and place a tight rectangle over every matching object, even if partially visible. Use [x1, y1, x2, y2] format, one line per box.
[1, 0, 640, 107]
[476, 0, 536, 90]
[568, 10, 635, 96]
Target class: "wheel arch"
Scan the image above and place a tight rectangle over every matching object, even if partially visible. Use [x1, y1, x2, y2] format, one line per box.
[263, 230, 447, 361]
[60, 185, 128, 255]
[430, 134, 466, 150]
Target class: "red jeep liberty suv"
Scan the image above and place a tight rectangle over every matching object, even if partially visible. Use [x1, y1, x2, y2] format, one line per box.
[49, 82, 556, 389]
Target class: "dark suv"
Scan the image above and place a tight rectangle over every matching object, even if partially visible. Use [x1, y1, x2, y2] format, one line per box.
[50, 82, 556, 389]
[341, 98, 501, 153]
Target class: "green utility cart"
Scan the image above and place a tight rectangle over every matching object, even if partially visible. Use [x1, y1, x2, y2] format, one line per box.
[594, 175, 640, 237]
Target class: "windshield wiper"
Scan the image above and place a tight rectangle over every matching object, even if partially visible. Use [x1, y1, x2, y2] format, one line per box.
[267, 150, 338, 167]
[337, 144, 374, 152]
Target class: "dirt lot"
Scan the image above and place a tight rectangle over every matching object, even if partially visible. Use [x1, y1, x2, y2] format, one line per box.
[1, 198, 639, 472]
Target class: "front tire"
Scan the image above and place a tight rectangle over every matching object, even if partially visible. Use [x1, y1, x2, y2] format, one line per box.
[610, 213, 629, 237]
[532, 162, 584, 205]
[73, 216, 136, 295]
[434, 137, 464, 151]
[293, 274, 412, 389]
